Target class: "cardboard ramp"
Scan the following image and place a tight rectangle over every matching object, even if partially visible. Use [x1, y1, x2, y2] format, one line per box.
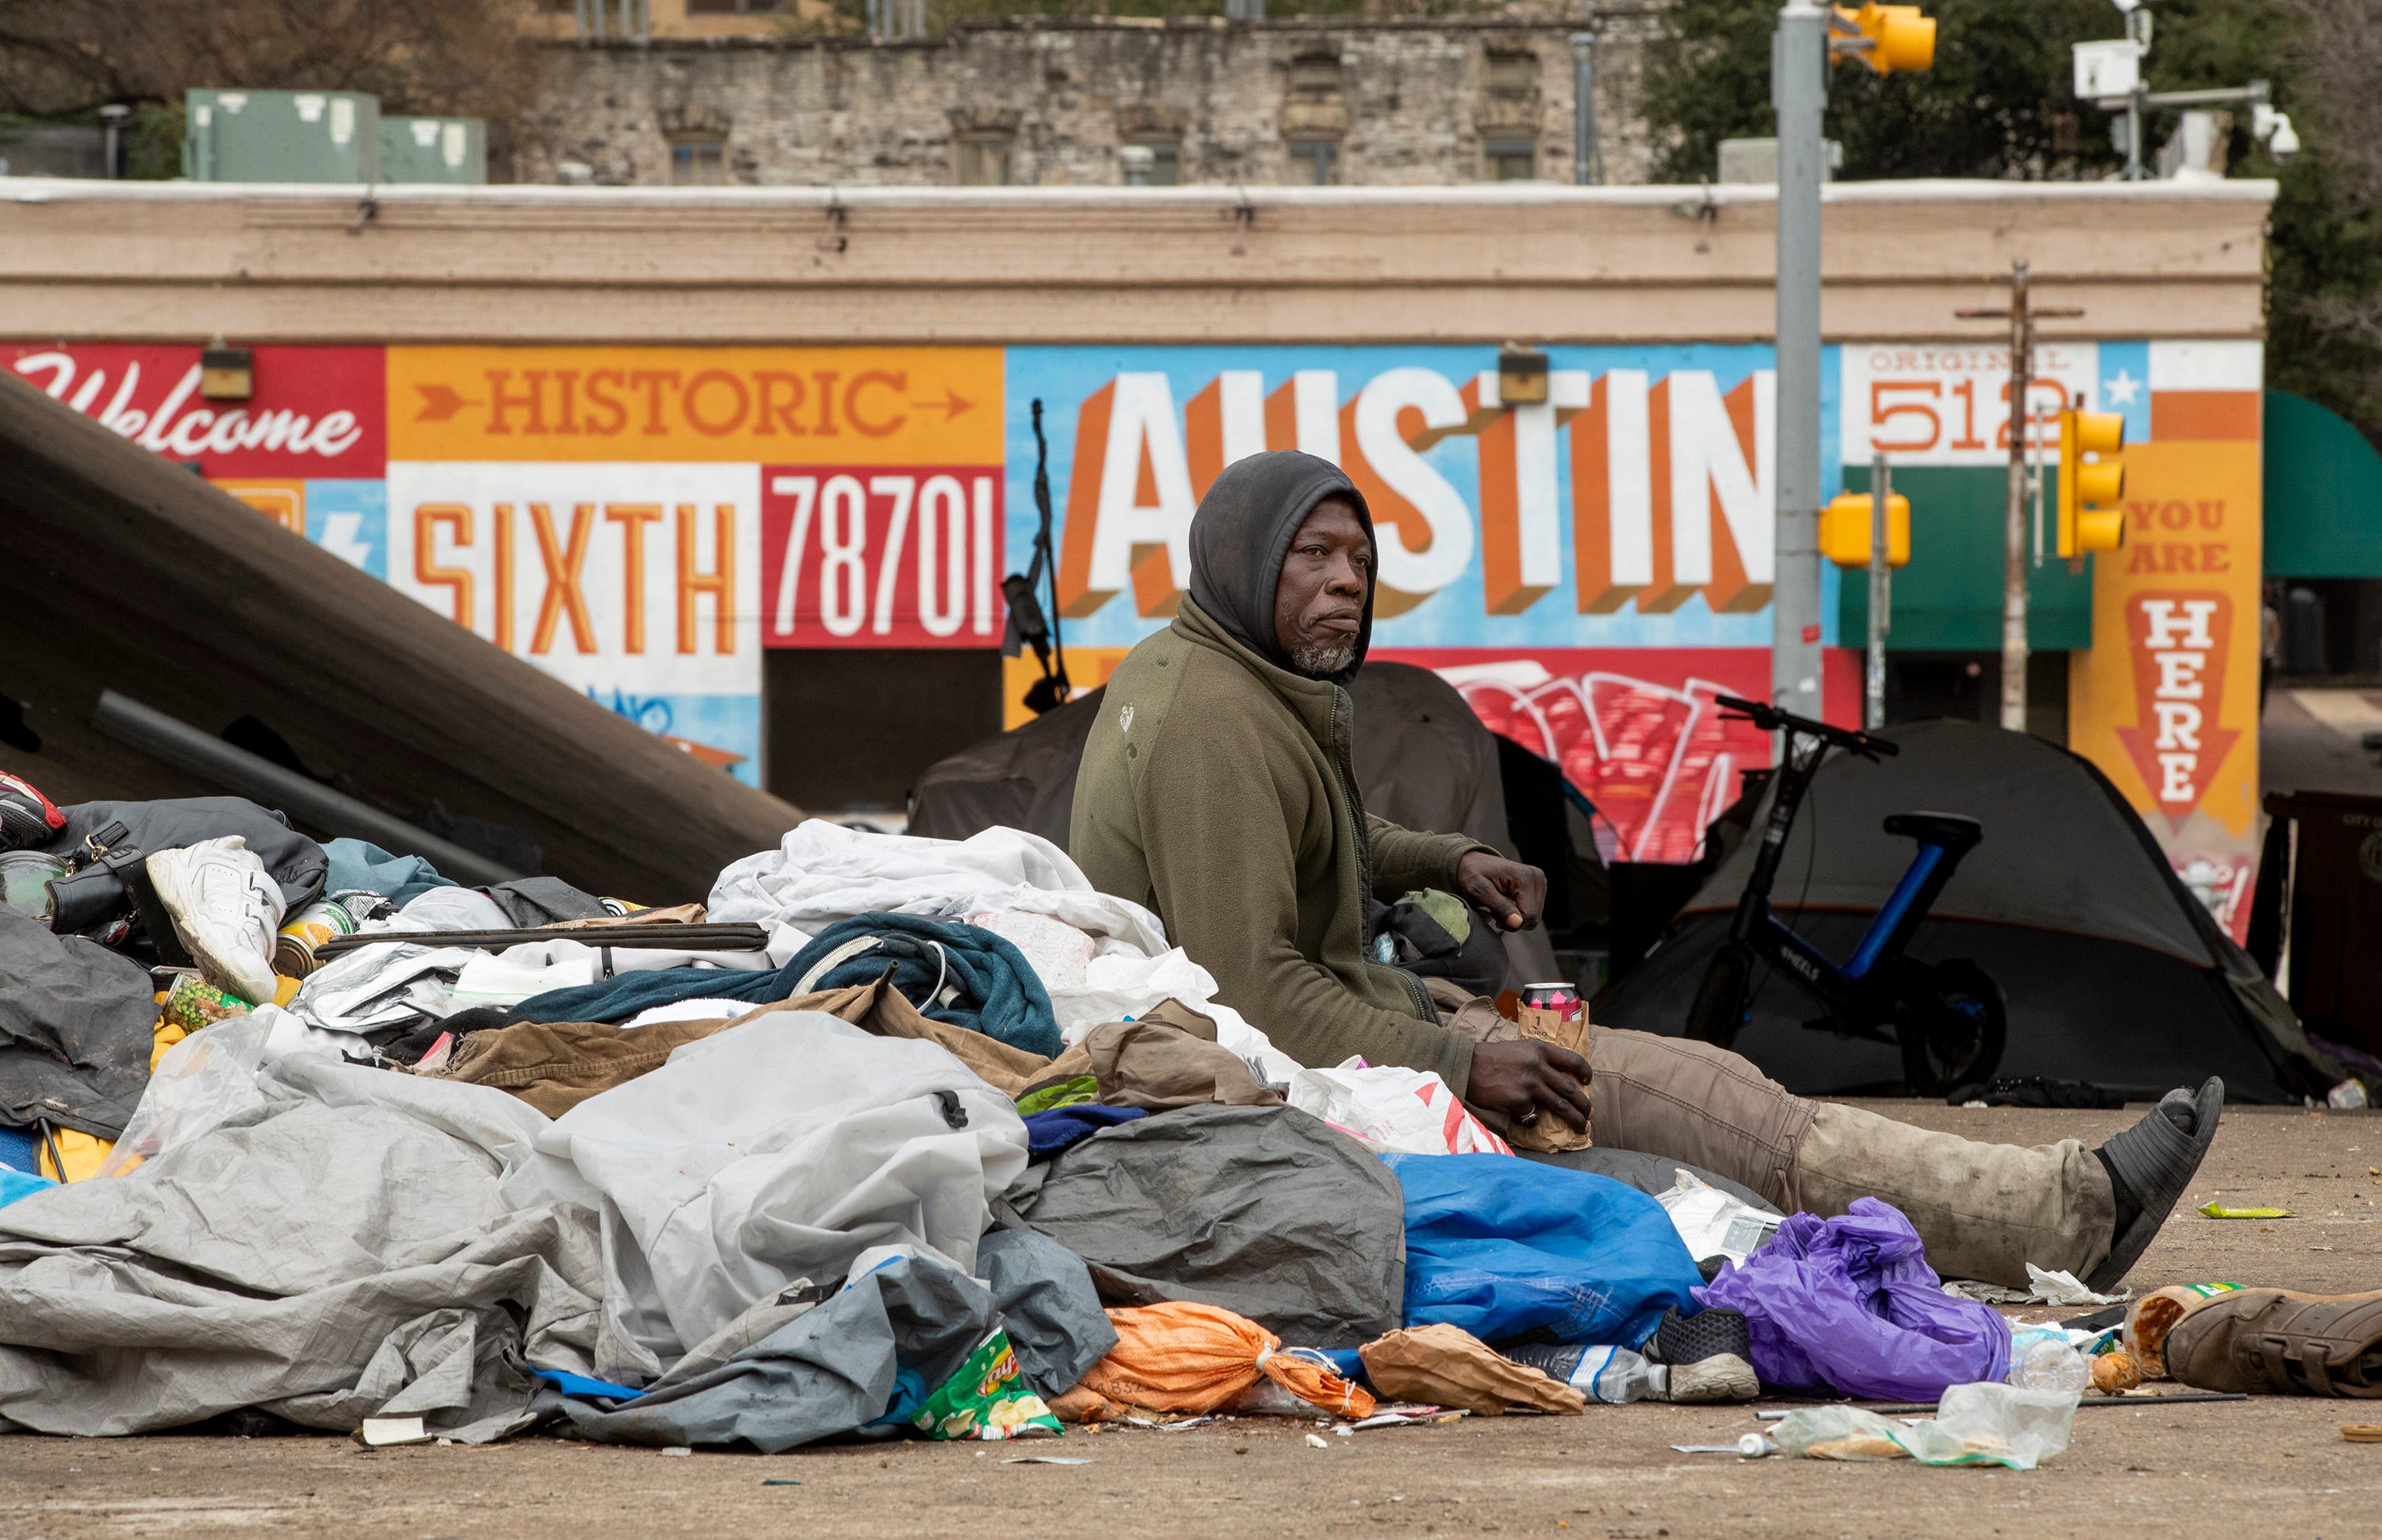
[0, 369, 799, 903]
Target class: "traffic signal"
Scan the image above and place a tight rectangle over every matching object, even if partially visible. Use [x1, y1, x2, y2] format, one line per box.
[1832, 3, 1937, 75]
[2057, 399, 2126, 557]
[1820, 487, 1910, 568]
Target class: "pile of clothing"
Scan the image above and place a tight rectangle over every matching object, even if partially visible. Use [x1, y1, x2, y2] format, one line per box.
[0, 773, 2024, 1447]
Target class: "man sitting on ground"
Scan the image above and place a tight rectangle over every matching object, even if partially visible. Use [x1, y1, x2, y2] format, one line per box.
[1071, 450, 2218, 1294]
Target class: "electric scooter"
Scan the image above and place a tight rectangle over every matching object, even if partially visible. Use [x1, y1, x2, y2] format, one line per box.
[1683, 695, 2007, 1095]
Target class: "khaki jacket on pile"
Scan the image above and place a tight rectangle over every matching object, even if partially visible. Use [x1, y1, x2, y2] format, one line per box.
[1069, 599, 1488, 1095]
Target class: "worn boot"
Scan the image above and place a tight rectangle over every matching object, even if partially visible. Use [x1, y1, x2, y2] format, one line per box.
[2163, 1288, 2382, 1397]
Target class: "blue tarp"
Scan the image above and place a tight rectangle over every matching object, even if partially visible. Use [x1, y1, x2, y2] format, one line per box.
[1379, 1153, 1704, 1351]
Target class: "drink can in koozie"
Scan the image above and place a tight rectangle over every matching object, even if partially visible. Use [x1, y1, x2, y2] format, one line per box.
[1521, 982, 1582, 1021]
[274, 899, 357, 978]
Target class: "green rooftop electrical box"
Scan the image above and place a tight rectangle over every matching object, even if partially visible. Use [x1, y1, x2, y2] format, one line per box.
[380, 116, 488, 185]
[183, 89, 380, 183]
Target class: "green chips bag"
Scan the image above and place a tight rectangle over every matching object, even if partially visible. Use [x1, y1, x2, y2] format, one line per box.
[912, 1329, 1063, 1442]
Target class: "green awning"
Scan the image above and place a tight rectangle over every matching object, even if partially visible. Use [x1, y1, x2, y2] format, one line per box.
[2265, 389, 2382, 578]
[1837, 464, 2094, 652]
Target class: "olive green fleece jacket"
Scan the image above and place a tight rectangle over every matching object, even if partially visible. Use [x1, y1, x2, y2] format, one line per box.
[1070, 599, 1491, 1094]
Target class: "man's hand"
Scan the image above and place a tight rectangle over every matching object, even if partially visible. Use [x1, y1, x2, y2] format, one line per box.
[1455, 851, 1548, 932]
[1464, 1038, 1590, 1132]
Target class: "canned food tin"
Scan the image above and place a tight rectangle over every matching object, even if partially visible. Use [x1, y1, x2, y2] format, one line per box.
[273, 898, 358, 979]
[1521, 982, 1582, 1020]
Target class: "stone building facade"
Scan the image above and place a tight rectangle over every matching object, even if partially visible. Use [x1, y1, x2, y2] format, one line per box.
[518, 12, 1663, 190]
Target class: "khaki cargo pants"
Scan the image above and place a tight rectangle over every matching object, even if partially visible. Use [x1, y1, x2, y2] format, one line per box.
[1584, 1025, 2114, 1287]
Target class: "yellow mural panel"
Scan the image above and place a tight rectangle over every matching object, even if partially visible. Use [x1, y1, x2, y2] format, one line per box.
[2068, 437, 2263, 934]
[386, 346, 1004, 464]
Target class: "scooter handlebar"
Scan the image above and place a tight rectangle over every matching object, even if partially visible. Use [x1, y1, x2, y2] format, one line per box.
[1713, 695, 1899, 758]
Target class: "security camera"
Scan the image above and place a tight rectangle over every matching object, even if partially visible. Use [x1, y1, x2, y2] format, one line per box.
[2253, 105, 2299, 164]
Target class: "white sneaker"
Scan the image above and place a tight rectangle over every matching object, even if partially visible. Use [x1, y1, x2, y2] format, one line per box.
[147, 837, 285, 1004]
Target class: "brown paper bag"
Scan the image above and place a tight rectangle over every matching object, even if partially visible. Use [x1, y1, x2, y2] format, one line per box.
[1359, 1323, 1586, 1416]
[1504, 1003, 1593, 1153]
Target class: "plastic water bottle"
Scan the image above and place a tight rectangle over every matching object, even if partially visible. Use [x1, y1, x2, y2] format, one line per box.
[1502, 1343, 1671, 1403]
[2006, 1332, 2089, 1397]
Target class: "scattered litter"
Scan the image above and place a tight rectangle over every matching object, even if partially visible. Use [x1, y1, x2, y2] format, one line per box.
[761, 1478, 801, 1485]
[1000, 1456, 1093, 1465]
[1671, 1434, 1775, 1457]
[1771, 1383, 2079, 1470]
[2342, 1425, 2382, 1443]
[1305, 1433, 1330, 1448]
[2022, 1265, 2126, 1307]
[659, 1446, 692, 1457]
[1944, 1265, 2126, 1308]
[2199, 1201, 2291, 1219]
[1344, 1407, 1468, 1430]
[356, 1416, 432, 1447]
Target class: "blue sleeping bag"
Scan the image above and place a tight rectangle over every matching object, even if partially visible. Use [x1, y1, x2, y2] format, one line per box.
[1380, 1153, 1705, 1352]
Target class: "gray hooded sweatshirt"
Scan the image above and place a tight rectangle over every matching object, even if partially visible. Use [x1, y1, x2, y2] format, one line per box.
[1070, 451, 1488, 1091]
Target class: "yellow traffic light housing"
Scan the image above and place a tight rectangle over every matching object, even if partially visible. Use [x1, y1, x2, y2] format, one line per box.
[1831, 3, 1937, 75]
[2057, 401, 2127, 557]
[1821, 488, 1910, 568]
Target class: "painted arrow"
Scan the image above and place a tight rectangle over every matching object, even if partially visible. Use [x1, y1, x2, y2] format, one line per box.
[413, 383, 478, 422]
[908, 387, 973, 421]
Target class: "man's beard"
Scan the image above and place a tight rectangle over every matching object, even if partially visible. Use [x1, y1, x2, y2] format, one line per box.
[1289, 639, 1358, 677]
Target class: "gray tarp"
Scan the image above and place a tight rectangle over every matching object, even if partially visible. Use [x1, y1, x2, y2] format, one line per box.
[0, 1098, 603, 1439]
[0, 909, 158, 1138]
[1004, 1103, 1406, 1349]
[540, 1229, 1113, 1452]
[0, 1020, 1098, 1447]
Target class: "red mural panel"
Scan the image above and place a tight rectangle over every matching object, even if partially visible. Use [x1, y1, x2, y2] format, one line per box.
[6, 343, 386, 478]
[1378, 647, 1862, 865]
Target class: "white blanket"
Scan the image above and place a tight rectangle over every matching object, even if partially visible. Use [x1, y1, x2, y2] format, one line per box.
[708, 821, 1168, 963]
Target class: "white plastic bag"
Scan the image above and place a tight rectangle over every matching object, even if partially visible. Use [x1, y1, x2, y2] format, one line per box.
[94, 1014, 276, 1177]
[1774, 1382, 2079, 1470]
[1288, 1058, 1512, 1156]
[1654, 1168, 1782, 1267]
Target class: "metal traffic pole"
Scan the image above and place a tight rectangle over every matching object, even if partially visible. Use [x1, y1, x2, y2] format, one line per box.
[1867, 452, 1891, 730]
[1771, 0, 1829, 722]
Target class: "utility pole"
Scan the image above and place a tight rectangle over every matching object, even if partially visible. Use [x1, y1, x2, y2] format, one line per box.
[1770, 0, 1828, 723]
[1956, 260, 2080, 733]
[1867, 453, 1891, 730]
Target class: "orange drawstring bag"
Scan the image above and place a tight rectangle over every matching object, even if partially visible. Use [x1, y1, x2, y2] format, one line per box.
[1077, 1301, 1375, 1419]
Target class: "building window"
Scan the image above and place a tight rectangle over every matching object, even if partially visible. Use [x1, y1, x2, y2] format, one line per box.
[669, 135, 727, 185]
[1130, 141, 1181, 186]
[1288, 138, 1338, 185]
[1484, 137, 1537, 181]
[955, 137, 1012, 187]
[1485, 51, 1536, 92]
[688, 0, 785, 13]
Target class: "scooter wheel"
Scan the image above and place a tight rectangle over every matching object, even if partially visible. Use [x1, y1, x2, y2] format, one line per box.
[1686, 943, 1756, 1048]
[1896, 959, 2006, 1095]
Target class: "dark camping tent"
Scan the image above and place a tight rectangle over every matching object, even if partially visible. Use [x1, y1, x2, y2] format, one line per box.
[910, 661, 1564, 986]
[1596, 720, 2346, 1104]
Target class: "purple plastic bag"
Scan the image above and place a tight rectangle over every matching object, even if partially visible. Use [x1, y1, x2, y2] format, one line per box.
[1694, 1198, 2012, 1401]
